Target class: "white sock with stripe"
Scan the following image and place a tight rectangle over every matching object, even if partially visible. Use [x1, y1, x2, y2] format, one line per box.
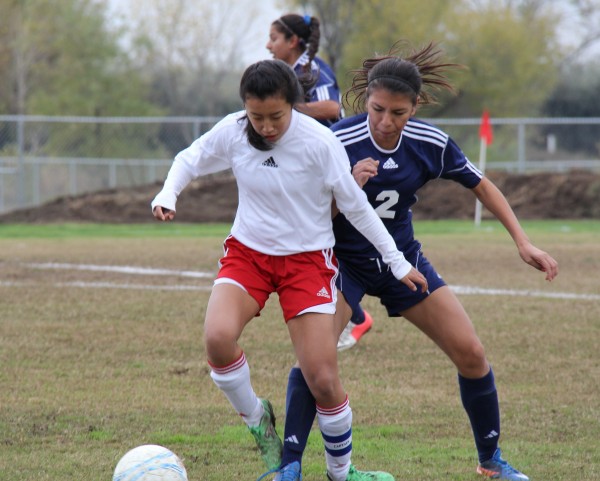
[209, 352, 263, 427]
[317, 396, 352, 481]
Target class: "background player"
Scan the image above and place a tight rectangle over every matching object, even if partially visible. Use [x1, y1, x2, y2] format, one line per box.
[279, 42, 558, 481]
[266, 13, 341, 126]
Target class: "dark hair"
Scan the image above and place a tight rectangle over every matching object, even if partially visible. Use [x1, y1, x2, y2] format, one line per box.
[344, 41, 462, 113]
[272, 13, 321, 78]
[239, 59, 304, 151]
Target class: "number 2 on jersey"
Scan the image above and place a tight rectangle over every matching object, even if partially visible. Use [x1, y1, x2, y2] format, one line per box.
[374, 190, 399, 219]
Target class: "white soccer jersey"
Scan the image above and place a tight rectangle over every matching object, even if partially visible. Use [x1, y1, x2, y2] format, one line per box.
[152, 110, 411, 279]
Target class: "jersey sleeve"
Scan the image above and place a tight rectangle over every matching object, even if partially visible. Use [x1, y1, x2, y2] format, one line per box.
[309, 59, 341, 103]
[439, 137, 483, 189]
[151, 114, 237, 211]
[322, 137, 412, 280]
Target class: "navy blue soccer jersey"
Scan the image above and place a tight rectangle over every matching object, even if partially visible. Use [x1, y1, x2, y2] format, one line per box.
[294, 53, 341, 126]
[331, 113, 483, 257]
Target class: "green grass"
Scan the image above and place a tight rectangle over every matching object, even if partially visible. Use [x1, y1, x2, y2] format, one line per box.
[1, 219, 599, 239]
[0, 222, 231, 239]
[0, 223, 599, 480]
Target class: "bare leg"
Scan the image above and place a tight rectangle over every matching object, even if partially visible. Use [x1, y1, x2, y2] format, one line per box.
[204, 283, 282, 470]
[402, 286, 488, 378]
[287, 312, 353, 481]
[402, 286, 501, 463]
[281, 294, 352, 469]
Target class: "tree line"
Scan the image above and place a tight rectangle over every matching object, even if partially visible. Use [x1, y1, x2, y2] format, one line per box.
[1, 0, 600, 153]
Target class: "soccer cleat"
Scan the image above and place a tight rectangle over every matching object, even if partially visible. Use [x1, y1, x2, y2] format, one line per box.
[248, 398, 283, 471]
[327, 464, 395, 481]
[337, 310, 374, 351]
[476, 448, 530, 481]
[255, 461, 302, 481]
[274, 461, 302, 481]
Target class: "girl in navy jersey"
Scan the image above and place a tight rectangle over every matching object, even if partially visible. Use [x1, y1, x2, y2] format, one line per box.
[279, 43, 558, 481]
[267, 13, 341, 126]
[151, 59, 427, 481]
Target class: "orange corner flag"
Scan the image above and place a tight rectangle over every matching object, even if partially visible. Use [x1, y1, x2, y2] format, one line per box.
[479, 110, 493, 146]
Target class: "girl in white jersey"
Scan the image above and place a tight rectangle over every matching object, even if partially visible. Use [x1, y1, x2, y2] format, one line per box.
[277, 43, 559, 481]
[151, 59, 427, 481]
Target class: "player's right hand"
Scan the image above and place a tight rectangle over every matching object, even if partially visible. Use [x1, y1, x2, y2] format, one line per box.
[400, 267, 428, 293]
[153, 205, 176, 221]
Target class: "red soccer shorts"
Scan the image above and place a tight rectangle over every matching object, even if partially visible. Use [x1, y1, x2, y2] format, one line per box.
[215, 236, 338, 321]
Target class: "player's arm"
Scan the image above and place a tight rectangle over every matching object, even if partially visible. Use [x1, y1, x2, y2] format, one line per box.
[295, 100, 341, 121]
[331, 158, 379, 219]
[352, 158, 379, 187]
[471, 177, 558, 281]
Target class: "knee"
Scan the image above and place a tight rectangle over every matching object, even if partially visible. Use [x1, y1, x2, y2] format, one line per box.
[204, 323, 237, 363]
[303, 368, 339, 402]
[454, 338, 488, 376]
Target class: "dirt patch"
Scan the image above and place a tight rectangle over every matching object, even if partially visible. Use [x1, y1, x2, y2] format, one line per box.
[1, 170, 599, 224]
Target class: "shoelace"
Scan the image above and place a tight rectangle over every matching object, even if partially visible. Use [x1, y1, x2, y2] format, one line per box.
[256, 463, 301, 481]
[497, 457, 520, 475]
[256, 467, 278, 481]
[278, 465, 302, 481]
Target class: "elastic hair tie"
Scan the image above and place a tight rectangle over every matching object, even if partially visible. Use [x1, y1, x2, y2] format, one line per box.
[303, 14, 311, 25]
[368, 75, 417, 94]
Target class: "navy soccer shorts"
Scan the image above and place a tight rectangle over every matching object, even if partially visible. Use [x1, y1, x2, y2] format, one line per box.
[335, 242, 446, 317]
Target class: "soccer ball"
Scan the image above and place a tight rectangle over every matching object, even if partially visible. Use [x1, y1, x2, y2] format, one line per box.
[113, 444, 188, 481]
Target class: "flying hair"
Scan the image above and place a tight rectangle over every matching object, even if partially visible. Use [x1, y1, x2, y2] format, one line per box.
[344, 41, 464, 114]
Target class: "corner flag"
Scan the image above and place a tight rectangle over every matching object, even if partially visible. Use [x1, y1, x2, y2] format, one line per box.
[475, 110, 493, 226]
[479, 110, 493, 146]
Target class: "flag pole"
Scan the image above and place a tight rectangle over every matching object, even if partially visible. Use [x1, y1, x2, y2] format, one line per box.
[474, 136, 487, 226]
[475, 110, 492, 227]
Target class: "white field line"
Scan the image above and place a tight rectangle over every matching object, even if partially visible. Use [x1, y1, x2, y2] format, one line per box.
[0, 262, 598, 301]
[451, 285, 600, 301]
[26, 262, 214, 278]
[0, 280, 211, 291]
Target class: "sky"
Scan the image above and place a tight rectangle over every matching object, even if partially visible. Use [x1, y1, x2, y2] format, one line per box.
[101, 0, 599, 65]
[103, 0, 283, 64]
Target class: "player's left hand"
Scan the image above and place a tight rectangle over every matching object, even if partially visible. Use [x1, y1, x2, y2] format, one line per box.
[352, 158, 379, 188]
[400, 267, 428, 293]
[518, 243, 558, 281]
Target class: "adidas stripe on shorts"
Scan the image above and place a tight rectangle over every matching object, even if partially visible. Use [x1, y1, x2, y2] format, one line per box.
[215, 236, 339, 321]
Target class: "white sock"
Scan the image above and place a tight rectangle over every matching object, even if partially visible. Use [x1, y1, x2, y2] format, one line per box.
[209, 352, 263, 427]
[317, 396, 352, 481]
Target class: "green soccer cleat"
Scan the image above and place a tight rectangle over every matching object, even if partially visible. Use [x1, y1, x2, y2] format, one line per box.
[248, 398, 283, 471]
[327, 464, 395, 481]
[476, 448, 530, 481]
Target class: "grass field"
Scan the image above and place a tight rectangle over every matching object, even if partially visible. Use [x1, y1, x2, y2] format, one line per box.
[0, 220, 598, 481]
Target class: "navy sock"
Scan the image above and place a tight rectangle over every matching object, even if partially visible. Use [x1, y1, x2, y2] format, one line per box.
[350, 304, 365, 325]
[281, 367, 316, 468]
[458, 368, 500, 463]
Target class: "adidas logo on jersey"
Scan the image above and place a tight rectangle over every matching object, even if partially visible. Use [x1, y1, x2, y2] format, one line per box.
[316, 287, 330, 298]
[382, 157, 398, 169]
[262, 156, 278, 168]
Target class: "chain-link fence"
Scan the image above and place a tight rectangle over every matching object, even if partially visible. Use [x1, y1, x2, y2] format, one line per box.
[1, 115, 599, 214]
